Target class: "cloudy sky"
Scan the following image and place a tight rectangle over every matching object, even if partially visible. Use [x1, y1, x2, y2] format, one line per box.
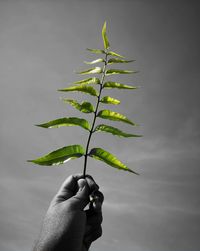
[0, 0, 200, 250]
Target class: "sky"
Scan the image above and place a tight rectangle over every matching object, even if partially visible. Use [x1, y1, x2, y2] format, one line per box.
[0, 0, 200, 250]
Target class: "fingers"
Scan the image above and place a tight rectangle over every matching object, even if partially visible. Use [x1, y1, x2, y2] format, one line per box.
[53, 174, 83, 203]
[53, 174, 99, 202]
[69, 176, 100, 210]
[86, 190, 104, 225]
[70, 178, 90, 210]
[84, 225, 102, 249]
[52, 173, 101, 212]
[85, 175, 99, 193]
[86, 209, 103, 226]
[84, 190, 104, 247]
[89, 190, 104, 212]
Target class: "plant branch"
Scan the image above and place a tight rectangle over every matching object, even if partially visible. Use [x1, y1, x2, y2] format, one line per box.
[83, 51, 108, 178]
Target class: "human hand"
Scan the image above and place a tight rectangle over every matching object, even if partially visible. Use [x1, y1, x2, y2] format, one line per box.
[33, 174, 104, 251]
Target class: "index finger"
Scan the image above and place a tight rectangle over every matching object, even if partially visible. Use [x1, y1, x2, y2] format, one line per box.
[85, 175, 99, 193]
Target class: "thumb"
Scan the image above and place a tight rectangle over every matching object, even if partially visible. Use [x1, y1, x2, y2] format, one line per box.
[69, 179, 90, 210]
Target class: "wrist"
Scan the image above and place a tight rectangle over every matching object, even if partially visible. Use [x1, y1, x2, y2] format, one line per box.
[33, 210, 86, 251]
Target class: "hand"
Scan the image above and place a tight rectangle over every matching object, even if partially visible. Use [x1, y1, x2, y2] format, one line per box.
[33, 174, 104, 251]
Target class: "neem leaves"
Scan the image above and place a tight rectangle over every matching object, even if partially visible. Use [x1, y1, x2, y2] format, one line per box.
[29, 21, 140, 175]
[28, 145, 85, 166]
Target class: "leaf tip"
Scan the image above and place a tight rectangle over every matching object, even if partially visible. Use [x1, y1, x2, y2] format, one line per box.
[133, 170, 140, 175]
[27, 159, 35, 164]
[103, 20, 107, 29]
[34, 124, 46, 128]
[102, 20, 110, 49]
[127, 167, 140, 175]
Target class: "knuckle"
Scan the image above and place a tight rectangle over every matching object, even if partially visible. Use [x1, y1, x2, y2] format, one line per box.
[85, 176, 99, 191]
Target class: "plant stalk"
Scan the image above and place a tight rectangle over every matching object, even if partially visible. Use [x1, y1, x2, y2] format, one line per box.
[83, 51, 108, 178]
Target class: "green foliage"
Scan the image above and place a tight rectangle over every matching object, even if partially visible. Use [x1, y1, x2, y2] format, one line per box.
[77, 67, 103, 75]
[89, 148, 138, 174]
[102, 21, 110, 49]
[86, 48, 105, 54]
[72, 77, 100, 85]
[29, 21, 141, 176]
[84, 59, 104, 65]
[62, 99, 94, 113]
[58, 84, 98, 97]
[103, 81, 137, 89]
[94, 124, 142, 138]
[108, 58, 135, 64]
[100, 96, 120, 105]
[107, 51, 125, 58]
[106, 69, 138, 75]
[28, 145, 85, 166]
[36, 117, 90, 131]
[97, 110, 136, 126]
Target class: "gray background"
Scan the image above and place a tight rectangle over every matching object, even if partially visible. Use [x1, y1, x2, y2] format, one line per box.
[0, 0, 200, 251]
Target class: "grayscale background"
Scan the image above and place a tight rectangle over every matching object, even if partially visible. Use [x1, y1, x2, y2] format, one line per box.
[0, 0, 200, 250]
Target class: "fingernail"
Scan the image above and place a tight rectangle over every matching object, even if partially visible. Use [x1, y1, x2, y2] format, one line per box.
[78, 179, 86, 191]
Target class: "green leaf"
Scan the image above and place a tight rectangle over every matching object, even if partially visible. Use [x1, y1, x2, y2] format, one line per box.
[108, 58, 135, 64]
[106, 69, 138, 75]
[86, 49, 125, 59]
[58, 84, 98, 97]
[89, 148, 138, 174]
[103, 81, 138, 90]
[107, 51, 124, 58]
[77, 67, 103, 75]
[97, 110, 136, 126]
[102, 21, 110, 49]
[28, 145, 85, 166]
[62, 99, 94, 113]
[100, 96, 120, 105]
[72, 77, 100, 85]
[87, 48, 105, 54]
[84, 59, 104, 65]
[95, 124, 142, 138]
[36, 117, 91, 131]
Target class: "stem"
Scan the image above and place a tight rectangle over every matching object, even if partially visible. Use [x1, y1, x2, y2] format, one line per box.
[83, 51, 108, 178]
